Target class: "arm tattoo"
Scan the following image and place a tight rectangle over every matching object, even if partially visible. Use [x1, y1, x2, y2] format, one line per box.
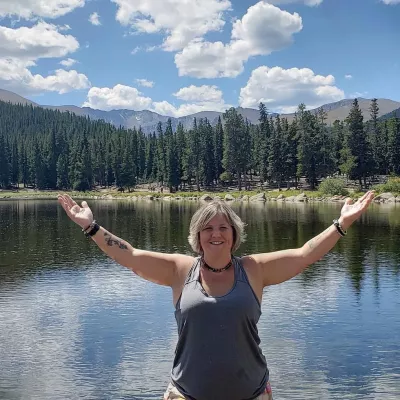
[104, 232, 128, 250]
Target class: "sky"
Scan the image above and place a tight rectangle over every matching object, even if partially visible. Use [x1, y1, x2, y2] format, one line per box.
[0, 0, 399, 117]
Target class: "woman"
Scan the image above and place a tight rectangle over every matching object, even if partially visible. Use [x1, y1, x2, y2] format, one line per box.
[57, 191, 375, 400]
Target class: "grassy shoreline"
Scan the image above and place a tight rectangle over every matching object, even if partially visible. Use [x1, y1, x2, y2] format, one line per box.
[0, 188, 374, 200]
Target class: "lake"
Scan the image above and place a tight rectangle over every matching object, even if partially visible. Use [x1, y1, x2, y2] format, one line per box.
[0, 199, 399, 400]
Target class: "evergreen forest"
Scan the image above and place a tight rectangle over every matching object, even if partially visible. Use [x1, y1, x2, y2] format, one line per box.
[0, 98, 399, 192]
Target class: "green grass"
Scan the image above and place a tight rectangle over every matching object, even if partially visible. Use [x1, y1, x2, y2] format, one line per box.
[0, 188, 383, 200]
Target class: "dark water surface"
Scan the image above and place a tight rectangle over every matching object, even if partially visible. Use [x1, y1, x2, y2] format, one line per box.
[0, 200, 399, 400]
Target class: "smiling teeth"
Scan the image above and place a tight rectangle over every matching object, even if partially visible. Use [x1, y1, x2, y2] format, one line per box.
[211, 242, 223, 245]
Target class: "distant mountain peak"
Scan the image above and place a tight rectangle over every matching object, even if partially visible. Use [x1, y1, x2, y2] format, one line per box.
[0, 88, 399, 134]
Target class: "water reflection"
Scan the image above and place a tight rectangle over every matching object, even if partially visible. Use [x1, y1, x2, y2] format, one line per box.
[0, 199, 399, 399]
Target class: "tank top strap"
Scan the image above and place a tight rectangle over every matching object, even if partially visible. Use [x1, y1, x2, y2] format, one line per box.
[184, 256, 201, 284]
[233, 256, 250, 284]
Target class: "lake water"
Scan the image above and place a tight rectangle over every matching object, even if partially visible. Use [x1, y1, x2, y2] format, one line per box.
[1, 199, 399, 400]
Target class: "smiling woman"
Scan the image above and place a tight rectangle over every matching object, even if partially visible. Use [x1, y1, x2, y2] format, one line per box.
[57, 192, 374, 400]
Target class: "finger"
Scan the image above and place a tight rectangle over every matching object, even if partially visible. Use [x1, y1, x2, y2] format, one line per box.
[82, 201, 89, 209]
[345, 197, 353, 205]
[356, 191, 370, 204]
[65, 194, 78, 208]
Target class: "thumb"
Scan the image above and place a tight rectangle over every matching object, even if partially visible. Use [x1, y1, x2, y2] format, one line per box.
[81, 201, 89, 208]
[345, 197, 352, 205]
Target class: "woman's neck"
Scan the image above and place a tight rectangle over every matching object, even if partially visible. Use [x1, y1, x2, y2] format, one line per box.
[202, 253, 232, 269]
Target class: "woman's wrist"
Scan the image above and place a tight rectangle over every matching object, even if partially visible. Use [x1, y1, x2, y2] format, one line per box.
[338, 216, 352, 232]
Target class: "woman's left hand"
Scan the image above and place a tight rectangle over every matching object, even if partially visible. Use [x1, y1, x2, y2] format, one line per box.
[339, 190, 375, 229]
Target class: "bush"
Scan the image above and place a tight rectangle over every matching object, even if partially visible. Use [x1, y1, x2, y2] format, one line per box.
[372, 177, 400, 194]
[318, 178, 349, 196]
[219, 171, 233, 183]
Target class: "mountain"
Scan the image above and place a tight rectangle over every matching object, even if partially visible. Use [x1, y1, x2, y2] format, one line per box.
[380, 107, 400, 120]
[0, 89, 38, 107]
[1, 88, 399, 134]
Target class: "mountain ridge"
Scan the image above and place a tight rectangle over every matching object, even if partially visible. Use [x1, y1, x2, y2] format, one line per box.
[1, 88, 399, 134]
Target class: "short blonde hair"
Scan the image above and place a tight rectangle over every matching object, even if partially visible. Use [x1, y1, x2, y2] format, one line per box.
[188, 199, 246, 254]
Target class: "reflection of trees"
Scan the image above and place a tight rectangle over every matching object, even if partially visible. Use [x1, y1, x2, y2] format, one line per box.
[1, 200, 400, 298]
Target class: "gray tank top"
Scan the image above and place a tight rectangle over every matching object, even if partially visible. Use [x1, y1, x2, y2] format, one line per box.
[171, 256, 269, 400]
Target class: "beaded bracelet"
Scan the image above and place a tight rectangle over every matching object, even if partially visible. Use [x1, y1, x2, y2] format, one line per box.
[333, 219, 347, 237]
[82, 220, 100, 237]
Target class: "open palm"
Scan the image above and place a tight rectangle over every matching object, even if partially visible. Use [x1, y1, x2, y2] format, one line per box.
[340, 190, 375, 224]
[58, 194, 94, 229]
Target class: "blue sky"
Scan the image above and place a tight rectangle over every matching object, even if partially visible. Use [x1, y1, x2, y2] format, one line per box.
[0, 0, 399, 116]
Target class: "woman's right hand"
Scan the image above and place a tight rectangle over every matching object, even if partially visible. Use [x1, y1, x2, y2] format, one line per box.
[57, 194, 94, 230]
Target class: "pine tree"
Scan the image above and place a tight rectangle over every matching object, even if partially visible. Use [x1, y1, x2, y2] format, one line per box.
[387, 117, 400, 175]
[258, 103, 271, 183]
[0, 133, 10, 188]
[344, 99, 373, 186]
[222, 108, 250, 190]
[368, 99, 386, 175]
[214, 117, 224, 184]
[165, 119, 179, 191]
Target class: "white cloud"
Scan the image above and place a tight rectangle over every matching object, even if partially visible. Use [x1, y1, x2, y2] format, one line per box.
[30, 69, 91, 93]
[131, 46, 141, 54]
[0, 22, 79, 60]
[239, 66, 345, 113]
[60, 58, 77, 68]
[83, 84, 153, 111]
[152, 100, 229, 118]
[266, 0, 323, 6]
[136, 78, 154, 88]
[82, 83, 230, 117]
[0, 0, 85, 19]
[175, 2, 303, 78]
[89, 12, 101, 26]
[174, 85, 223, 102]
[153, 85, 230, 117]
[349, 91, 368, 98]
[345, 74, 353, 80]
[0, 58, 90, 95]
[111, 0, 231, 51]
[381, 0, 400, 4]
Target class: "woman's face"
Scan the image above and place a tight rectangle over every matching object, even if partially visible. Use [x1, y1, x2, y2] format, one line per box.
[199, 214, 234, 256]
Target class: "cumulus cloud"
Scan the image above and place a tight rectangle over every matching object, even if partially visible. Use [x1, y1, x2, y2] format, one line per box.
[0, 58, 90, 95]
[381, 0, 400, 4]
[345, 74, 353, 80]
[266, 0, 323, 6]
[59, 58, 77, 68]
[0, 0, 85, 19]
[111, 0, 231, 51]
[82, 83, 230, 117]
[175, 2, 303, 78]
[89, 12, 101, 26]
[0, 22, 79, 60]
[174, 85, 223, 102]
[153, 85, 231, 117]
[0, 20, 90, 95]
[135, 79, 154, 88]
[83, 84, 153, 111]
[152, 100, 230, 118]
[239, 66, 345, 113]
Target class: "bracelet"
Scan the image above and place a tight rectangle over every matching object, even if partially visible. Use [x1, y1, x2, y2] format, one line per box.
[83, 220, 100, 237]
[333, 219, 347, 237]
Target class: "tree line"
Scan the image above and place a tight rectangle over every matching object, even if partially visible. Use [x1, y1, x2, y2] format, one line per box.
[0, 99, 399, 192]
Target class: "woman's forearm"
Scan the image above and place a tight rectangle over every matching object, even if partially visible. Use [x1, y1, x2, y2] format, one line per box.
[90, 226, 135, 267]
[301, 217, 350, 264]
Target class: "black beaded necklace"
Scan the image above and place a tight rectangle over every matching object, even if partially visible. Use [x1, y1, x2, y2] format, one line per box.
[201, 257, 233, 273]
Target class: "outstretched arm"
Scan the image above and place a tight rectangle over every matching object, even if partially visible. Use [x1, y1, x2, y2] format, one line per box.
[57, 194, 193, 287]
[244, 191, 375, 287]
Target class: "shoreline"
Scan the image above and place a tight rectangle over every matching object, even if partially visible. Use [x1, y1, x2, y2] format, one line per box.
[1, 190, 399, 205]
